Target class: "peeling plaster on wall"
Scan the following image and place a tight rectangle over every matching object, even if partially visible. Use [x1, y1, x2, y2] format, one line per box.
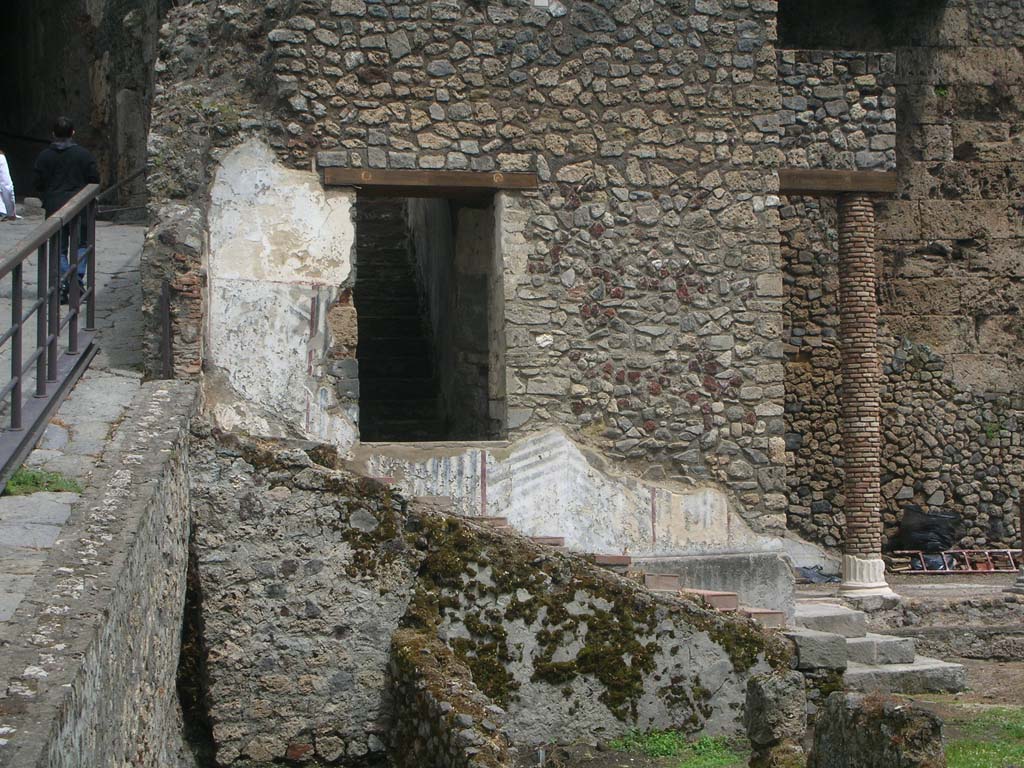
[356, 429, 798, 558]
[209, 139, 354, 285]
[206, 139, 358, 450]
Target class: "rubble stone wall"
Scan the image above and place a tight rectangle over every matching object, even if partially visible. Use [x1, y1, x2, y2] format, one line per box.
[778, 49, 897, 171]
[146, 0, 789, 529]
[783, 196, 1023, 550]
[0, 382, 197, 768]
[389, 629, 515, 768]
[783, 1, 1024, 552]
[189, 429, 791, 766]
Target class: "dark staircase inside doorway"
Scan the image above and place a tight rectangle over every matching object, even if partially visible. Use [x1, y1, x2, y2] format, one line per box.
[354, 198, 443, 442]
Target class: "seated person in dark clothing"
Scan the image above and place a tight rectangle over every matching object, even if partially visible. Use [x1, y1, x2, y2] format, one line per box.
[33, 116, 100, 300]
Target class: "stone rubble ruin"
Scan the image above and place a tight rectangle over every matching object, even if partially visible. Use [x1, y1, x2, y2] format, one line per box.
[0, 0, 1022, 765]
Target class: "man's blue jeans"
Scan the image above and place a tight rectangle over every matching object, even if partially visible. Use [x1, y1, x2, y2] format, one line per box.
[60, 246, 89, 284]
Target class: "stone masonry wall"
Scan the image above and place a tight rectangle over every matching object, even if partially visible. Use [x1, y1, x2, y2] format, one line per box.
[782, 2, 1024, 552]
[189, 428, 791, 766]
[0, 382, 197, 768]
[783, 196, 1024, 551]
[778, 49, 897, 171]
[146, 0, 789, 530]
[882, 0, 1024, 393]
[389, 629, 515, 768]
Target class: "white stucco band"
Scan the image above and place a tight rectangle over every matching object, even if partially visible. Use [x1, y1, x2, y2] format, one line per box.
[356, 429, 809, 558]
[205, 139, 358, 450]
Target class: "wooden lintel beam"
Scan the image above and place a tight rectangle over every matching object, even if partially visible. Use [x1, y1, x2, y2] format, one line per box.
[779, 168, 898, 196]
[321, 167, 539, 191]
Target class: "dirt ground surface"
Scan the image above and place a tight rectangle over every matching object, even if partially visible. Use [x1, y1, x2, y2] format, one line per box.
[941, 658, 1024, 707]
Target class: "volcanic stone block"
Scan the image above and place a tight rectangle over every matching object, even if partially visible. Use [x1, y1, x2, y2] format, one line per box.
[809, 692, 946, 768]
[784, 628, 848, 670]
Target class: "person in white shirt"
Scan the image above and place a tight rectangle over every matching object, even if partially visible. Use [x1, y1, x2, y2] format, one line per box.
[0, 150, 15, 221]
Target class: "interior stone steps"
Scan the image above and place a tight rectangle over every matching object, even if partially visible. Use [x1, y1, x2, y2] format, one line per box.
[355, 196, 439, 442]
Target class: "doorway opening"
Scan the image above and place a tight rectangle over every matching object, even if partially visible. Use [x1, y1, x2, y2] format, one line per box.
[353, 194, 505, 443]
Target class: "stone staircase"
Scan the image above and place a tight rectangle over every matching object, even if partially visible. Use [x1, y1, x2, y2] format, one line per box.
[465, 514, 787, 628]
[354, 198, 442, 442]
[407, 498, 967, 696]
[787, 600, 966, 694]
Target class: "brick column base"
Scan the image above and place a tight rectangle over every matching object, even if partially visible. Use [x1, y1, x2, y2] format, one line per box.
[837, 193, 894, 598]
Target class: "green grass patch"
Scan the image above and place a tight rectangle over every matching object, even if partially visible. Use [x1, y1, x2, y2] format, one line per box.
[4, 468, 81, 496]
[611, 731, 748, 767]
[946, 706, 1024, 768]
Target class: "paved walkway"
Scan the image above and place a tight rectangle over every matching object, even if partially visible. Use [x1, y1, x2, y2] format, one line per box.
[0, 212, 145, 622]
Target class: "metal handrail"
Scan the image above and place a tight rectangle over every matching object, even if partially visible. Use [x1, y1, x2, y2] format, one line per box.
[0, 185, 101, 486]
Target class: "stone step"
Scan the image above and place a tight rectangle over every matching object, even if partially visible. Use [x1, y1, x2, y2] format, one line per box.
[643, 573, 681, 592]
[587, 554, 632, 569]
[844, 657, 967, 694]
[357, 337, 432, 355]
[783, 628, 848, 671]
[472, 516, 511, 530]
[740, 606, 787, 628]
[680, 588, 739, 612]
[359, 377, 438, 400]
[530, 536, 565, 547]
[846, 633, 916, 665]
[416, 495, 453, 508]
[794, 601, 867, 638]
[358, 356, 434, 379]
[358, 316, 431, 338]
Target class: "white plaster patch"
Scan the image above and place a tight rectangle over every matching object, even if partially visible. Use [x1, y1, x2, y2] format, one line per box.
[206, 139, 358, 450]
[208, 139, 355, 285]
[206, 280, 358, 449]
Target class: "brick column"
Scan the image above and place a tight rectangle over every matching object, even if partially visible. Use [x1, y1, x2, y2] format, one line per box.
[837, 193, 894, 597]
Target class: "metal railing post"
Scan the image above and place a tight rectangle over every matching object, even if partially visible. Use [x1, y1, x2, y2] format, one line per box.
[86, 200, 96, 331]
[10, 264, 22, 430]
[47, 231, 59, 382]
[35, 242, 47, 398]
[67, 216, 80, 355]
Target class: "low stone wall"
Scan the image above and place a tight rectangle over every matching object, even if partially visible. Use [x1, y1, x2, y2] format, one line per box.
[0, 381, 198, 768]
[777, 49, 897, 171]
[190, 428, 792, 765]
[390, 629, 514, 768]
[868, 591, 1024, 661]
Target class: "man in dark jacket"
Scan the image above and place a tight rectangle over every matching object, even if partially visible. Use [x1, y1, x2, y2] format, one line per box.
[33, 116, 100, 301]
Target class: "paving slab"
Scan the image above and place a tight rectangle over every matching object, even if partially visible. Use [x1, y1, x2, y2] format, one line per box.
[0, 492, 77, 525]
[0, 521, 64, 549]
